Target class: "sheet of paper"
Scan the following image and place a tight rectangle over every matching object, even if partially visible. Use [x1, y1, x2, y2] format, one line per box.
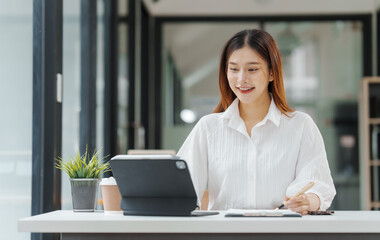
[226, 209, 301, 217]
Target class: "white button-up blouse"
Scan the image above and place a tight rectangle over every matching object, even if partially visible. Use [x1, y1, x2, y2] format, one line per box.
[177, 97, 336, 211]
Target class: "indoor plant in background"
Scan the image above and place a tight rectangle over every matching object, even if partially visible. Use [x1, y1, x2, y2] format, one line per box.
[55, 147, 110, 212]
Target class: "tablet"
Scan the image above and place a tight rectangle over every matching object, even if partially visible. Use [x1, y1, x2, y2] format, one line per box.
[110, 155, 200, 216]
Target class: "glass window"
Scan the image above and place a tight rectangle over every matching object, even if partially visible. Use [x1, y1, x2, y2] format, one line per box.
[97, 0, 105, 155]
[62, 0, 106, 210]
[0, 0, 33, 240]
[118, 0, 128, 17]
[118, 23, 129, 153]
[62, 0, 81, 210]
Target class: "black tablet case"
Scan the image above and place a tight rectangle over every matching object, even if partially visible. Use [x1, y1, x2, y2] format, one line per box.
[110, 157, 198, 216]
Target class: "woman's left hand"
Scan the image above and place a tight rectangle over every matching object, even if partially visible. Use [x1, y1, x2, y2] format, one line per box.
[284, 193, 320, 215]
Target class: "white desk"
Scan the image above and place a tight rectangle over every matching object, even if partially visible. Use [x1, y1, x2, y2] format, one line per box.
[18, 210, 380, 240]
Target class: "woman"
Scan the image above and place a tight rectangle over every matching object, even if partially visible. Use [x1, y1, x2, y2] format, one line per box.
[177, 29, 336, 215]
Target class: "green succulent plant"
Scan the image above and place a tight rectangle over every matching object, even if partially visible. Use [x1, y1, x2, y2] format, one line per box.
[55, 147, 110, 179]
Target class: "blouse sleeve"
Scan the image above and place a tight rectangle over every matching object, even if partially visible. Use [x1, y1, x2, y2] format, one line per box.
[177, 118, 208, 206]
[285, 115, 336, 211]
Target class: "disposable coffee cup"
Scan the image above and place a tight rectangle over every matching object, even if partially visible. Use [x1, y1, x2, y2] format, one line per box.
[100, 177, 122, 214]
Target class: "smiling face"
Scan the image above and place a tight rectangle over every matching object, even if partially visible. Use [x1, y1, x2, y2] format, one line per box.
[227, 45, 273, 106]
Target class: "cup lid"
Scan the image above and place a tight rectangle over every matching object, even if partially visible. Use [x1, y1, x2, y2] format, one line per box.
[100, 177, 117, 185]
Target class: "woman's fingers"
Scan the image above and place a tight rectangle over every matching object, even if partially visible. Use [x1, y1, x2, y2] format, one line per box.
[285, 194, 310, 215]
[288, 205, 309, 215]
[288, 195, 306, 203]
[289, 205, 309, 212]
[285, 195, 306, 207]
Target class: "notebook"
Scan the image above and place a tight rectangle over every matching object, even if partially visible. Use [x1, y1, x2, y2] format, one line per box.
[225, 209, 301, 217]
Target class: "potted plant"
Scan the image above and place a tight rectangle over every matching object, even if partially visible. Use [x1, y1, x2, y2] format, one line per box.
[55, 147, 110, 212]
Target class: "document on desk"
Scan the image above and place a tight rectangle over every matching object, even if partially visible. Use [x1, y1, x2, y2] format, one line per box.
[225, 209, 302, 217]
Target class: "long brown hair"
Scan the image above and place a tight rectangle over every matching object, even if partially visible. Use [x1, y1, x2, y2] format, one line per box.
[213, 29, 293, 116]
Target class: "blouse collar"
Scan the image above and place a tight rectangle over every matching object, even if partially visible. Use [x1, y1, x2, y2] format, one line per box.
[219, 93, 282, 128]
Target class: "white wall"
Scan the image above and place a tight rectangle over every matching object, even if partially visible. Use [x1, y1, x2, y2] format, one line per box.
[143, 0, 379, 16]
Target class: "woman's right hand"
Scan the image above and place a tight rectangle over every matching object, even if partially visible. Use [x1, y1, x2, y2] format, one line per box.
[284, 193, 320, 215]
